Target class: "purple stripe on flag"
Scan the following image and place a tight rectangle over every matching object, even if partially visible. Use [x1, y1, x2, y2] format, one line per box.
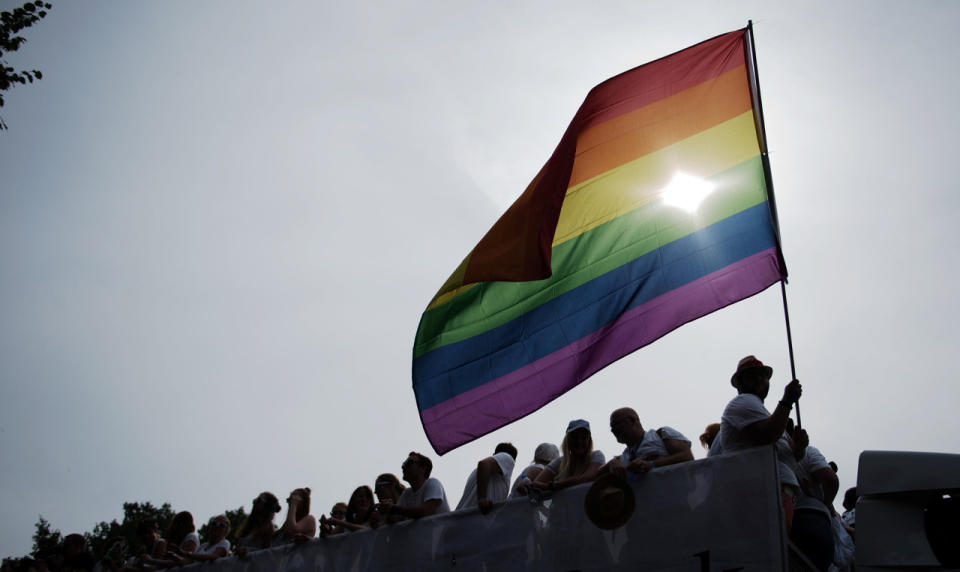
[420, 247, 784, 454]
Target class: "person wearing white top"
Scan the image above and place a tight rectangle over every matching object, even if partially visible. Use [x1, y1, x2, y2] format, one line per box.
[382, 451, 451, 521]
[509, 442, 560, 499]
[603, 407, 693, 480]
[189, 515, 231, 561]
[708, 355, 804, 532]
[456, 443, 518, 514]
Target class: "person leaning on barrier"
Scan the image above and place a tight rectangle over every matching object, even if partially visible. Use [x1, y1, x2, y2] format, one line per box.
[529, 419, 605, 493]
[369, 473, 405, 528]
[456, 442, 518, 514]
[602, 407, 693, 479]
[509, 442, 560, 499]
[378, 451, 451, 522]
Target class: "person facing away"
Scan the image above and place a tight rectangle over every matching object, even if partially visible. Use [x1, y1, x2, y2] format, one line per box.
[456, 442, 518, 514]
[529, 419, 605, 492]
[700, 422, 721, 451]
[709, 355, 805, 532]
[509, 442, 560, 499]
[381, 451, 450, 521]
[166, 511, 199, 553]
[235, 491, 281, 552]
[602, 408, 693, 479]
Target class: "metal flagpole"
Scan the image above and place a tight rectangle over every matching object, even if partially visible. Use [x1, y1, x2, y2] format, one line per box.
[780, 280, 801, 428]
[747, 21, 801, 428]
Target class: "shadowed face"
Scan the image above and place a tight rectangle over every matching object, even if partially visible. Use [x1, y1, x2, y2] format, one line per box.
[401, 455, 423, 483]
[735, 368, 770, 399]
[567, 428, 591, 455]
[610, 409, 643, 445]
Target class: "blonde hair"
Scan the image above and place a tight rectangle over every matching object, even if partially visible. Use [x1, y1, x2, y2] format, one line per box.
[558, 431, 594, 480]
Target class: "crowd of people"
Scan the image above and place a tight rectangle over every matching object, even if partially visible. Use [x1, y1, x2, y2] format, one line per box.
[7, 355, 860, 572]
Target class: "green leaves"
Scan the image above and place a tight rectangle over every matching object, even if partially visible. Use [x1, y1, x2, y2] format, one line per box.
[0, 1, 52, 127]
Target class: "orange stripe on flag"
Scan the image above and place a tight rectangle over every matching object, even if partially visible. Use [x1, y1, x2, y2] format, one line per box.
[569, 65, 752, 188]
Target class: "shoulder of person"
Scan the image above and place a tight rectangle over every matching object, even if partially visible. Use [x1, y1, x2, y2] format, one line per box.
[657, 426, 690, 441]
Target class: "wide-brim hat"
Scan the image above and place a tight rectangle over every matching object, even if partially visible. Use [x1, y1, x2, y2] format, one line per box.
[584, 474, 636, 530]
[730, 355, 773, 384]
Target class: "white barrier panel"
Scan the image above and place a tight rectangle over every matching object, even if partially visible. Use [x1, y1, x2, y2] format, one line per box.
[198, 448, 784, 571]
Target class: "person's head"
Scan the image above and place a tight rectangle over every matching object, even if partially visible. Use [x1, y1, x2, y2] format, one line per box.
[251, 491, 282, 517]
[166, 511, 195, 546]
[532, 443, 560, 465]
[562, 419, 593, 456]
[374, 473, 405, 503]
[402, 451, 433, 484]
[287, 488, 311, 521]
[207, 515, 230, 542]
[495, 442, 518, 460]
[609, 408, 644, 446]
[136, 518, 159, 543]
[62, 534, 86, 557]
[699, 423, 721, 450]
[238, 491, 281, 540]
[103, 537, 127, 563]
[731, 355, 773, 399]
[829, 461, 838, 474]
[843, 487, 858, 512]
[331, 502, 347, 521]
[347, 486, 374, 523]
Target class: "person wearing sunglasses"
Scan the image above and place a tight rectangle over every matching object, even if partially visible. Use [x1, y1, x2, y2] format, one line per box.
[189, 515, 231, 560]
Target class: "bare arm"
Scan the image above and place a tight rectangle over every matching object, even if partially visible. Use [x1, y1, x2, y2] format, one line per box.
[391, 498, 442, 519]
[280, 497, 317, 537]
[554, 461, 603, 490]
[741, 380, 802, 446]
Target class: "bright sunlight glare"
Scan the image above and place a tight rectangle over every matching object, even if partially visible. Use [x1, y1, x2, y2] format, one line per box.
[660, 172, 715, 213]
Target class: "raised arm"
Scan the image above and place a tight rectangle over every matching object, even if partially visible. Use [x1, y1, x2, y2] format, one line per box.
[742, 380, 802, 446]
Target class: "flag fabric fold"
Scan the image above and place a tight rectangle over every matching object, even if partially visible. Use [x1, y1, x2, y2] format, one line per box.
[414, 27, 786, 454]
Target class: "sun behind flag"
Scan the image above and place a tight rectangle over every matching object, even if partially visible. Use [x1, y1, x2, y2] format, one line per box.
[413, 26, 786, 454]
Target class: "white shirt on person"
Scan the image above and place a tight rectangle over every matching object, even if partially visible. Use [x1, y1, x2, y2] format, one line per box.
[397, 477, 451, 515]
[509, 462, 548, 499]
[619, 426, 690, 465]
[709, 393, 800, 490]
[456, 452, 516, 510]
[196, 539, 230, 555]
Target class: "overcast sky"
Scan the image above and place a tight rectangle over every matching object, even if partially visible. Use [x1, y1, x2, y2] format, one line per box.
[2, 0, 958, 559]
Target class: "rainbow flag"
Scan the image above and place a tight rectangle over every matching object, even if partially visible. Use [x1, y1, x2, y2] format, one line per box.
[413, 26, 786, 454]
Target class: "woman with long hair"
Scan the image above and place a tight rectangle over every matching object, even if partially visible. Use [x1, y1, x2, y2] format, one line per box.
[274, 487, 316, 544]
[235, 491, 281, 552]
[323, 486, 375, 532]
[165, 511, 199, 553]
[530, 419, 605, 492]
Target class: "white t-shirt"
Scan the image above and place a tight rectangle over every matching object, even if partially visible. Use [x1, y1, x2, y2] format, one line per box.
[509, 462, 547, 499]
[797, 445, 830, 499]
[619, 426, 690, 465]
[180, 531, 200, 550]
[710, 393, 800, 490]
[397, 477, 451, 515]
[196, 539, 230, 555]
[456, 452, 516, 510]
[545, 450, 606, 476]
